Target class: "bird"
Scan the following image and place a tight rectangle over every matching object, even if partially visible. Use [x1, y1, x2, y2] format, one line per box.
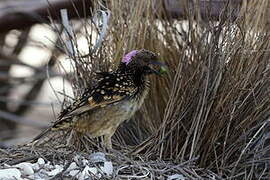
[33, 49, 167, 148]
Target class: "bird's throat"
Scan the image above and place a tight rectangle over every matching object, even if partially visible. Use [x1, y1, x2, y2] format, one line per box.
[133, 70, 146, 87]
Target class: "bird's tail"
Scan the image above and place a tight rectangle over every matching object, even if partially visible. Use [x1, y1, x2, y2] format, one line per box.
[32, 117, 72, 142]
[32, 127, 52, 142]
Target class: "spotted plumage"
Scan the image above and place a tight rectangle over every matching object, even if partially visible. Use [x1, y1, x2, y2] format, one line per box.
[34, 49, 167, 148]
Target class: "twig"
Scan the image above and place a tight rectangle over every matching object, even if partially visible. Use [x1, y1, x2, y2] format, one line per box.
[60, 9, 75, 56]
[91, 10, 111, 54]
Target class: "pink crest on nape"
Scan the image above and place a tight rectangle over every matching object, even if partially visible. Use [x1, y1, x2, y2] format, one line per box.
[122, 50, 138, 64]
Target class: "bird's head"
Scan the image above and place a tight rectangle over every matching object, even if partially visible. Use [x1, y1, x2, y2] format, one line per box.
[121, 49, 168, 75]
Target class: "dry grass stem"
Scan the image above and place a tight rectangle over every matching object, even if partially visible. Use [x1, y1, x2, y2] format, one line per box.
[1, 0, 270, 179]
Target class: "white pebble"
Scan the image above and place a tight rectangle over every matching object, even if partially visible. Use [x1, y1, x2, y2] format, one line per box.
[32, 163, 40, 171]
[14, 162, 34, 176]
[73, 155, 83, 164]
[77, 170, 86, 180]
[37, 158, 45, 166]
[69, 169, 80, 176]
[77, 166, 98, 180]
[47, 165, 63, 176]
[29, 174, 45, 180]
[86, 167, 98, 175]
[37, 169, 50, 179]
[84, 166, 97, 175]
[44, 163, 54, 170]
[0, 168, 21, 180]
[89, 152, 106, 163]
[167, 174, 185, 180]
[3, 164, 11, 168]
[27, 174, 35, 179]
[54, 165, 63, 170]
[66, 162, 78, 172]
[101, 161, 113, 175]
[82, 159, 88, 166]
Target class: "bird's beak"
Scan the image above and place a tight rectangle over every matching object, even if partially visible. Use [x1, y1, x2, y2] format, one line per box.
[149, 60, 168, 75]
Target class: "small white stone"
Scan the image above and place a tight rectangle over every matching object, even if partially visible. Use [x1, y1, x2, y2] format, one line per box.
[3, 164, 11, 168]
[84, 166, 97, 175]
[77, 171, 86, 180]
[34, 176, 47, 180]
[27, 174, 35, 179]
[37, 169, 49, 179]
[69, 169, 80, 176]
[37, 158, 45, 166]
[101, 161, 113, 175]
[32, 163, 40, 171]
[167, 174, 185, 180]
[78, 166, 97, 180]
[82, 159, 88, 166]
[89, 152, 106, 163]
[66, 162, 78, 172]
[47, 166, 63, 176]
[44, 163, 54, 170]
[0, 168, 21, 180]
[74, 155, 83, 165]
[14, 162, 34, 176]
[87, 167, 98, 175]
[54, 165, 63, 170]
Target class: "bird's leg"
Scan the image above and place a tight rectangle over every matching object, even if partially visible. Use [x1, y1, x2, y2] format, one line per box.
[103, 126, 119, 149]
[103, 133, 113, 149]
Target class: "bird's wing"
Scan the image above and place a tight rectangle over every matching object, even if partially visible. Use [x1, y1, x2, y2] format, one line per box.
[33, 72, 137, 141]
[59, 72, 137, 119]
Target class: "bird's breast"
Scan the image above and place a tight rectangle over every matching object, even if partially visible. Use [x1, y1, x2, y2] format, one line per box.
[73, 100, 139, 136]
[74, 80, 150, 137]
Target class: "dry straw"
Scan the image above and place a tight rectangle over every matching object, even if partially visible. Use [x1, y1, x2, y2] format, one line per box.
[1, 0, 270, 179]
[106, 0, 270, 178]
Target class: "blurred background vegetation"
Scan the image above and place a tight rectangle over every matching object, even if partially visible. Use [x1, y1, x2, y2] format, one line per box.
[0, 0, 270, 178]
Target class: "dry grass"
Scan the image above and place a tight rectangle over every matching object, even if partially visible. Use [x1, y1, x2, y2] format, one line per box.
[1, 0, 270, 179]
[103, 0, 270, 178]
